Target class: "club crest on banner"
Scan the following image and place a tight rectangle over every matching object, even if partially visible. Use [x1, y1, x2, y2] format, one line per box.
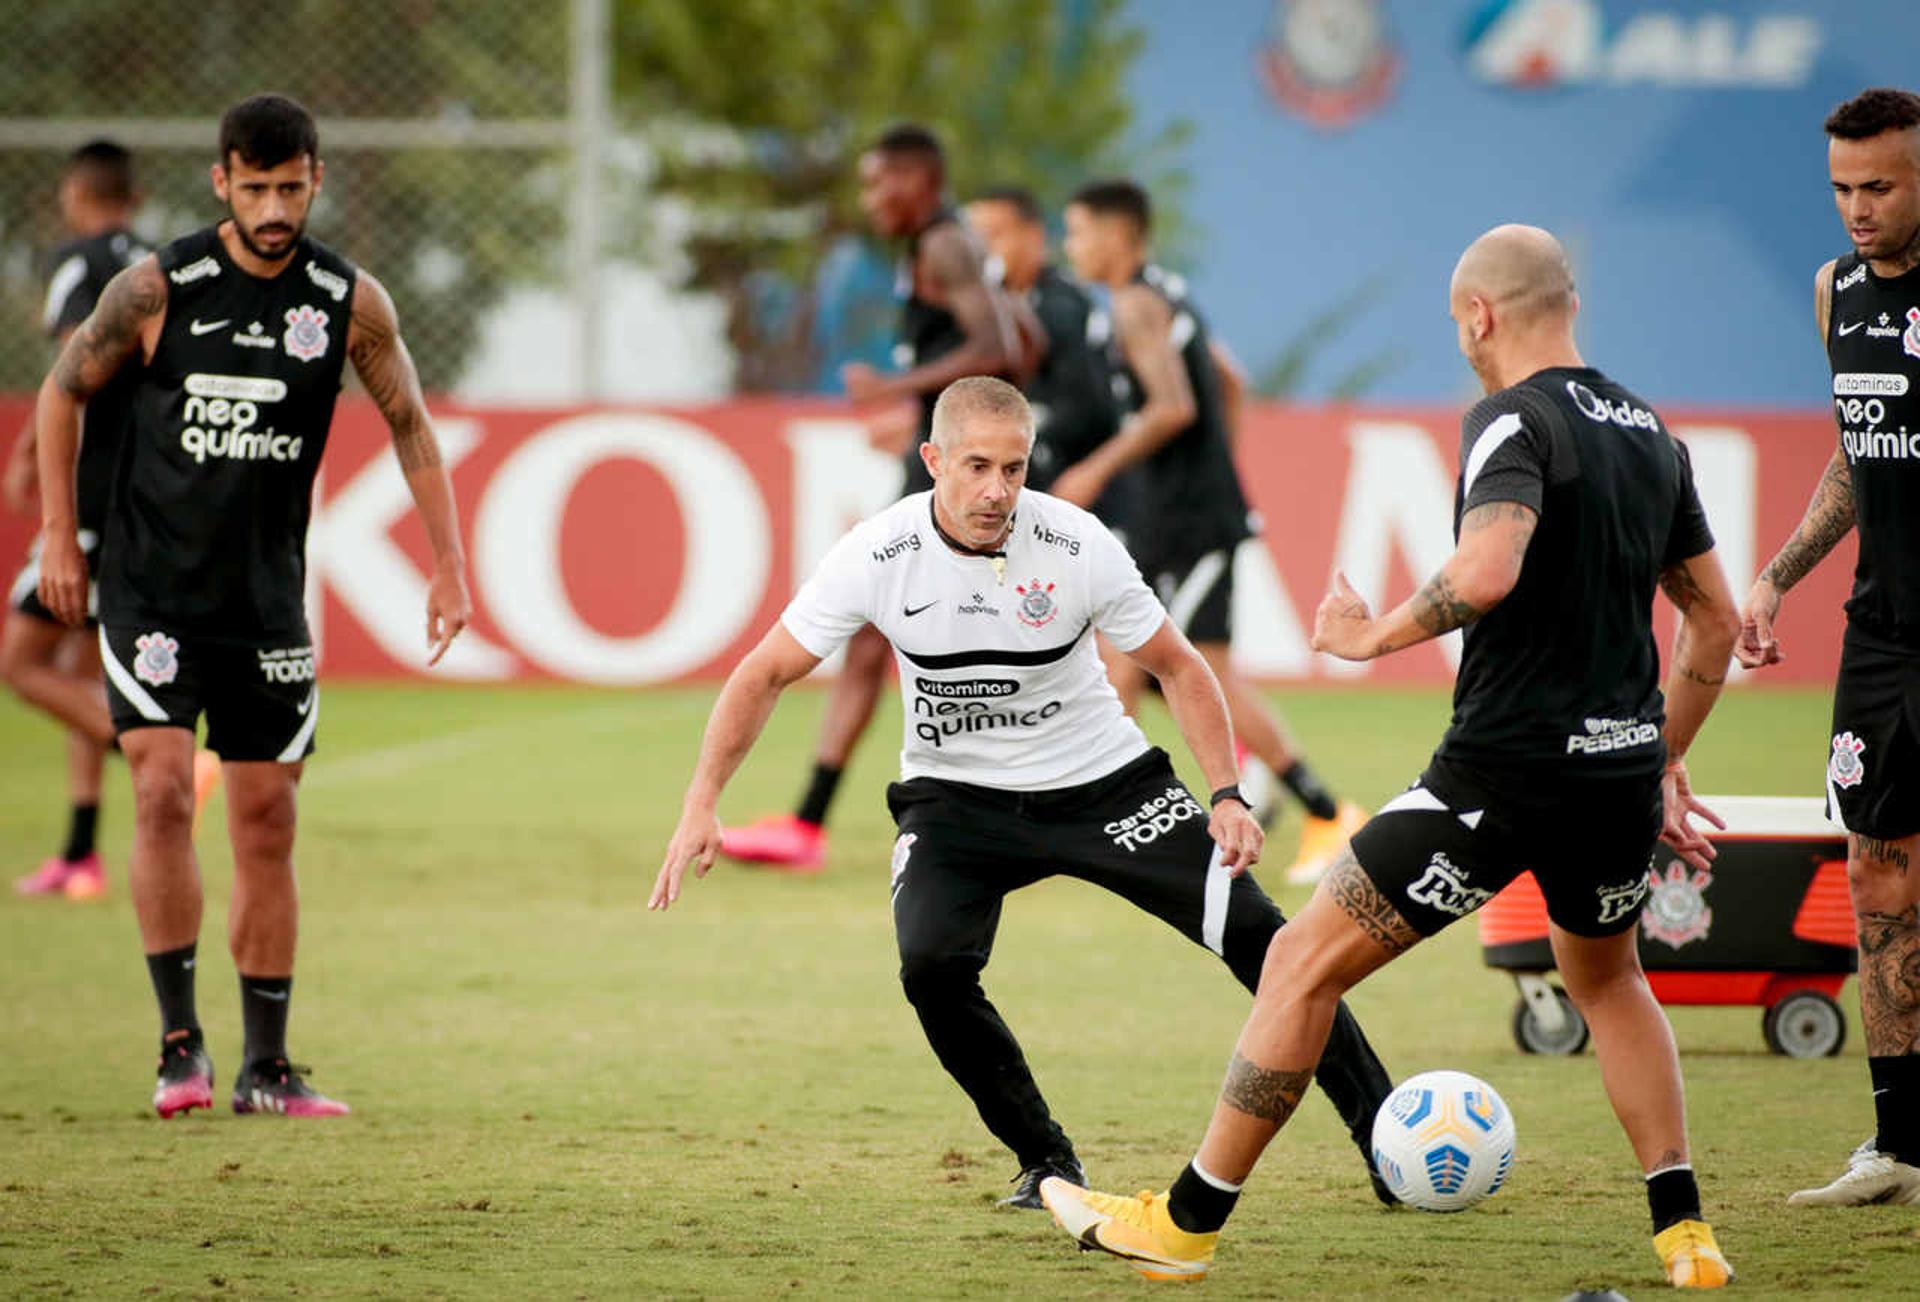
[1256, 0, 1399, 131]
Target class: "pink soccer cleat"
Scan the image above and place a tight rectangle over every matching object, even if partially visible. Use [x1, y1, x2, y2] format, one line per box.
[154, 1030, 214, 1118]
[718, 814, 826, 872]
[232, 1058, 351, 1117]
[15, 856, 75, 896]
[61, 853, 107, 900]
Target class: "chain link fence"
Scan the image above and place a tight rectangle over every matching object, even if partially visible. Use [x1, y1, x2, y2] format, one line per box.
[0, 0, 587, 392]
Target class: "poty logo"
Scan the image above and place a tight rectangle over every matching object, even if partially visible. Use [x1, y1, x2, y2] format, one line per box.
[1567, 381, 1658, 432]
[133, 632, 180, 687]
[1595, 876, 1650, 927]
[1406, 852, 1493, 916]
[1462, 1, 1821, 90]
[1829, 731, 1866, 790]
[283, 304, 330, 362]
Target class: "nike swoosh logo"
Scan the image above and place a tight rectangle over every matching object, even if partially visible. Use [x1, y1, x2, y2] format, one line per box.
[1838, 321, 1864, 336]
[248, 987, 290, 1002]
[903, 601, 937, 617]
[189, 318, 232, 335]
[297, 688, 316, 716]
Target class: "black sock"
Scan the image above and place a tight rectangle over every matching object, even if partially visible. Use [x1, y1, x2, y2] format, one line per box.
[794, 763, 842, 828]
[1279, 761, 1339, 821]
[1870, 1055, 1920, 1165]
[145, 944, 199, 1037]
[1167, 1161, 1240, 1234]
[1646, 1164, 1702, 1233]
[240, 975, 292, 1068]
[62, 802, 99, 863]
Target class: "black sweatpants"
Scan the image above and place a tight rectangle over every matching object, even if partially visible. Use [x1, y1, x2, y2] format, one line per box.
[886, 747, 1393, 1170]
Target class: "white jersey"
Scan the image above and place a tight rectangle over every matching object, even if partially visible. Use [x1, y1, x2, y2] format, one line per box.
[782, 490, 1166, 790]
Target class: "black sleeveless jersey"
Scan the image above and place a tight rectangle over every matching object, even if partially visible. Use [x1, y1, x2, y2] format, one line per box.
[893, 208, 970, 438]
[1023, 265, 1120, 491]
[1437, 367, 1715, 782]
[1825, 252, 1920, 645]
[99, 226, 357, 640]
[1105, 265, 1250, 567]
[43, 228, 146, 533]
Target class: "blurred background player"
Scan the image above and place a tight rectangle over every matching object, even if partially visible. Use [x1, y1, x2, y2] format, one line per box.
[1739, 86, 1920, 1207]
[656, 376, 1393, 1211]
[3, 140, 146, 900]
[1044, 223, 1742, 1289]
[721, 124, 1020, 871]
[1058, 178, 1364, 877]
[35, 94, 471, 1119]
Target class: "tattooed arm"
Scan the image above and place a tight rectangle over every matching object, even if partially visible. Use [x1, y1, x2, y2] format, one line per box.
[347, 270, 471, 665]
[1737, 447, 1854, 669]
[33, 256, 165, 624]
[1656, 548, 1741, 870]
[1310, 501, 1538, 661]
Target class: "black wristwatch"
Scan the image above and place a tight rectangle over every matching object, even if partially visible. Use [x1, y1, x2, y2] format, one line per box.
[1209, 784, 1247, 809]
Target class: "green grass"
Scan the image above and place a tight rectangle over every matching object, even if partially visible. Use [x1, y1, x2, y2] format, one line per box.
[1, 681, 1911, 1299]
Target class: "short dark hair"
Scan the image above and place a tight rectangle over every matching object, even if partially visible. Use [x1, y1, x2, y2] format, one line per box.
[66, 139, 135, 204]
[971, 185, 1042, 225]
[1069, 178, 1151, 234]
[219, 93, 320, 169]
[1825, 87, 1920, 141]
[871, 122, 944, 178]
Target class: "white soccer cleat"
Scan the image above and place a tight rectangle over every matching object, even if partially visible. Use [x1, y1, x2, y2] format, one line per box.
[1786, 1153, 1920, 1207]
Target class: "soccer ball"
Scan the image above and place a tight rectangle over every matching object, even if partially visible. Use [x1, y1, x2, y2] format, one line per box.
[1370, 1069, 1516, 1212]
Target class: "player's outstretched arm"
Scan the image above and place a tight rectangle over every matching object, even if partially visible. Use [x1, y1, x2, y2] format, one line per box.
[1738, 445, 1853, 670]
[1050, 284, 1192, 507]
[1656, 548, 1741, 870]
[1125, 619, 1263, 874]
[651, 624, 823, 910]
[35, 256, 165, 625]
[842, 224, 1013, 405]
[1311, 501, 1538, 661]
[347, 270, 471, 666]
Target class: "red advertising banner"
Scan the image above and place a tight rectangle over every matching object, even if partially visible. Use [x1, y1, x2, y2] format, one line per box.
[0, 396, 1852, 686]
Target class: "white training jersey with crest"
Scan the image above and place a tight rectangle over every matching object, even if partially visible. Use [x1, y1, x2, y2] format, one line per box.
[782, 490, 1165, 791]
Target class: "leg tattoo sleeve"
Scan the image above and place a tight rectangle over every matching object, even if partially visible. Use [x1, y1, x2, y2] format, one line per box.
[1221, 1053, 1314, 1125]
[1859, 903, 1920, 1056]
[1323, 850, 1422, 957]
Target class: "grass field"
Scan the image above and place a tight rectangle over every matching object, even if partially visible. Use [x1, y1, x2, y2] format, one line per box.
[1, 680, 1913, 1299]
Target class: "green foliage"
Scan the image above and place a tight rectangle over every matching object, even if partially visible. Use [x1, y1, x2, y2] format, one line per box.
[615, 0, 1191, 388]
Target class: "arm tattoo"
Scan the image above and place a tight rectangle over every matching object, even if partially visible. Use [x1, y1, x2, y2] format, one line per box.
[1410, 571, 1483, 637]
[1759, 451, 1853, 592]
[1858, 902, 1920, 1055]
[1219, 1053, 1313, 1125]
[53, 258, 164, 397]
[1659, 563, 1707, 614]
[1677, 665, 1725, 686]
[349, 276, 441, 473]
[1323, 850, 1421, 957]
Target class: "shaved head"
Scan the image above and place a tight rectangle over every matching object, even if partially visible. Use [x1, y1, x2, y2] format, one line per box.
[930, 375, 1035, 451]
[1451, 224, 1576, 326]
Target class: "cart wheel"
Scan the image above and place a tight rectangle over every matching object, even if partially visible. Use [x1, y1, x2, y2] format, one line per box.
[1511, 988, 1590, 1055]
[1763, 991, 1846, 1058]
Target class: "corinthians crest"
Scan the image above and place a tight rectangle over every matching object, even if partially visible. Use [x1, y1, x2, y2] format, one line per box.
[1829, 731, 1866, 789]
[1015, 578, 1057, 628]
[1641, 859, 1713, 950]
[283, 304, 330, 362]
[133, 631, 179, 687]
[1256, 0, 1399, 131]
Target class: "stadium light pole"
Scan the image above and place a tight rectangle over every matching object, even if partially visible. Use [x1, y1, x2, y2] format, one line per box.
[570, 0, 611, 401]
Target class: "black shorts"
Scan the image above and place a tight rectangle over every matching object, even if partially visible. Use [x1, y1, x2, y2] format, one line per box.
[99, 625, 319, 762]
[1350, 756, 1661, 939]
[1147, 547, 1235, 644]
[886, 747, 1282, 985]
[1827, 624, 1920, 840]
[9, 530, 100, 627]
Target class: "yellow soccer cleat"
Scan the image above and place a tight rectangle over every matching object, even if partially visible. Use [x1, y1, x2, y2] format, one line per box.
[1285, 799, 1369, 884]
[1040, 1178, 1216, 1283]
[1654, 1219, 1733, 1289]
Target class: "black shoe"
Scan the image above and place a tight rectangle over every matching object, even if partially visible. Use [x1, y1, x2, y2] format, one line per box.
[231, 1057, 351, 1117]
[1000, 1152, 1086, 1210]
[1367, 1154, 1398, 1207]
[153, 1029, 213, 1118]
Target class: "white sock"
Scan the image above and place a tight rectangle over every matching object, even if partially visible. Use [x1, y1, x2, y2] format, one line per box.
[1646, 1161, 1693, 1180]
[1190, 1156, 1243, 1193]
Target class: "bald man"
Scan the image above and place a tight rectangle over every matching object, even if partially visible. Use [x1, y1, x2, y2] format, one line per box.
[1043, 226, 1743, 1290]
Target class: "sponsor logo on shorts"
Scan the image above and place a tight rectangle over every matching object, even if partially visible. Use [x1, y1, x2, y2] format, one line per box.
[1641, 859, 1713, 949]
[1105, 784, 1207, 853]
[306, 261, 350, 303]
[911, 695, 1060, 749]
[1565, 716, 1661, 756]
[257, 646, 316, 684]
[168, 256, 219, 286]
[1405, 852, 1494, 917]
[283, 304, 330, 362]
[1015, 578, 1058, 628]
[913, 676, 1017, 699]
[133, 631, 179, 687]
[870, 531, 921, 564]
[1836, 263, 1867, 293]
[1595, 877, 1650, 927]
[1829, 731, 1867, 789]
[1031, 522, 1081, 556]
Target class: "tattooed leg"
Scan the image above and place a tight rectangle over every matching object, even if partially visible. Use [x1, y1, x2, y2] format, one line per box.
[1852, 835, 1920, 1057]
[1220, 1055, 1312, 1125]
[1321, 849, 1423, 957]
